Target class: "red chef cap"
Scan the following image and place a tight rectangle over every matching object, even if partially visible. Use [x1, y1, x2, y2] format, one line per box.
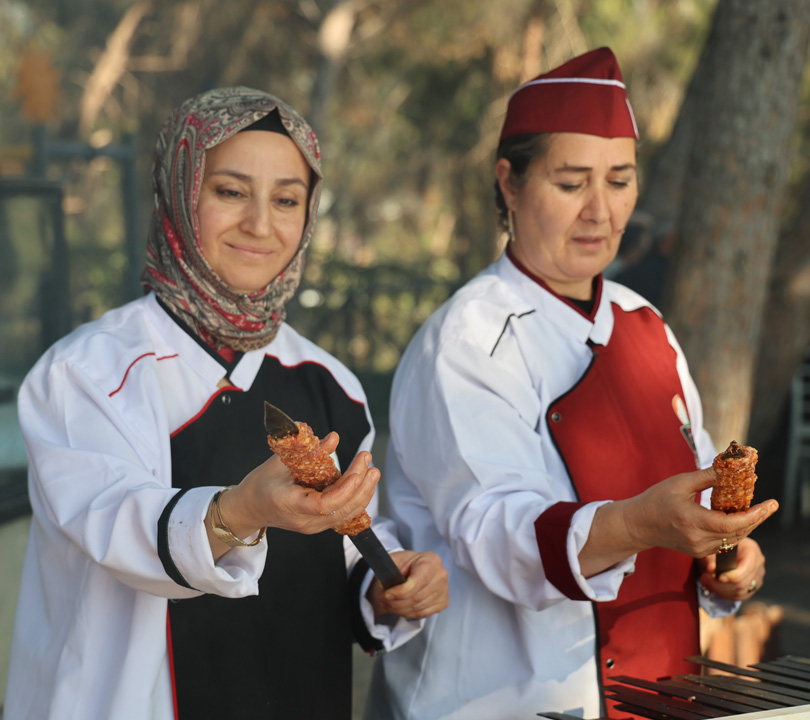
[498, 47, 638, 144]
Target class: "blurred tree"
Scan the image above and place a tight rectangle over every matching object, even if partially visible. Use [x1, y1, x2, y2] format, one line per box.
[77, 0, 153, 138]
[749, 172, 810, 452]
[4, 0, 777, 395]
[12, 45, 63, 125]
[657, 0, 810, 446]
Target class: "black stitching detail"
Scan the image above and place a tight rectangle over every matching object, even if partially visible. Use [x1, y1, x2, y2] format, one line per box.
[490, 310, 536, 356]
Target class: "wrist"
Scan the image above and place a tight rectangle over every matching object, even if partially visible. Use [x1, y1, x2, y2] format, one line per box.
[615, 496, 654, 553]
[210, 486, 266, 548]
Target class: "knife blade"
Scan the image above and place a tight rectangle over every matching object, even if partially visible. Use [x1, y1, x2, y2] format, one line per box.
[263, 401, 300, 439]
[264, 401, 406, 590]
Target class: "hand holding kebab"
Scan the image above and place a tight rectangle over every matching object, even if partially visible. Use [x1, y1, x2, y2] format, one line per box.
[266, 414, 371, 535]
[264, 402, 407, 588]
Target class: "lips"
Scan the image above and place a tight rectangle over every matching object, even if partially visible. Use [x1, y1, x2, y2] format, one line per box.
[572, 234, 607, 246]
[227, 242, 274, 259]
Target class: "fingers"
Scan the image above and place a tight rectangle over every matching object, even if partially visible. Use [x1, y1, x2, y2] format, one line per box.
[722, 499, 779, 529]
[699, 565, 765, 601]
[315, 451, 379, 523]
[627, 468, 777, 559]
[376, 551, 449, 619]
[698, 538, 766, 601]
[247, 446, 379, 535]
[699, 499, 779, 555]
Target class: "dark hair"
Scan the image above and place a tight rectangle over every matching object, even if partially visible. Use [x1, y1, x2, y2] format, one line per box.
[239, 109, 289, 136]
[493, 133, 554, 232]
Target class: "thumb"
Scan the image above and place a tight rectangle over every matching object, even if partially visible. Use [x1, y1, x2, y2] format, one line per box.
[319, 431, 339, 455]
[683, 466, 715, 495]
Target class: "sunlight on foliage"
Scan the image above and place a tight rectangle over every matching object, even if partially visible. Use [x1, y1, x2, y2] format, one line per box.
[8, 0, 806, 410]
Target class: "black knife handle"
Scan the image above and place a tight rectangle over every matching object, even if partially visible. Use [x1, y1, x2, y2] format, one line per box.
[715, 546, 738, 577]
[350, 528, 407, 589]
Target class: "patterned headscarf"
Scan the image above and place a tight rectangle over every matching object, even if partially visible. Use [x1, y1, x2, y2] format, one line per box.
[142, 86, 322, 351]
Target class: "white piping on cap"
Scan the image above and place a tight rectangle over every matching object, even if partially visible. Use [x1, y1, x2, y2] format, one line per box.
[625, 98, 639, 138]
[509, 76, 627, 102]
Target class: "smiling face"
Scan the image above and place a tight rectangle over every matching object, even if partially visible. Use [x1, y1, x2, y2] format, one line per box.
[496, 132, 638, 300]
[196, 130, 311, 295]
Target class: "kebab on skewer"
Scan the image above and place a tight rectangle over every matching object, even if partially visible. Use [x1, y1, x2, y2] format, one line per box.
[263, 402, 405, 588]
[710, 440, 759, 576]
[711, 441, 758, 514]
[265, 416, 371, 536]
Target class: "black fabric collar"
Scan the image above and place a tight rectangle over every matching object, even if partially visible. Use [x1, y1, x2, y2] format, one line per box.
[155, 296, 244, 373]
[565, 295, 596, 315]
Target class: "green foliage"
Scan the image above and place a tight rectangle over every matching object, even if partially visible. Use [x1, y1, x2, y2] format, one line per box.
[0, 0, 789, 388]
[0, 196, 47, 379]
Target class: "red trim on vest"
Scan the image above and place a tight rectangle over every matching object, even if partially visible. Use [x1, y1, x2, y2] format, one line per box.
[545, 303, 701, 717]
[264, 353, 368, 407]
[167, 609, 179, 719]
[170, 386, 241, 437]
[534, 501, 589, 600]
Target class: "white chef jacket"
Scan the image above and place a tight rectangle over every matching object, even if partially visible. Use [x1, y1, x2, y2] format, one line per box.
[364, 252, 734, 720]
[5, 292, 419, 720]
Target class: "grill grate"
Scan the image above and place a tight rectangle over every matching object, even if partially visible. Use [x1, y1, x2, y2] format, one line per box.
[538, 655, 810, 720]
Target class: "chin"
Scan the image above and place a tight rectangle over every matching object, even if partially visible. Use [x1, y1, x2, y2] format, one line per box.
[223, 271, 277, 295]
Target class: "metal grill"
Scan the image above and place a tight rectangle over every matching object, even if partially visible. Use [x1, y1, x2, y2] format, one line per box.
[538, 655, 810, 719]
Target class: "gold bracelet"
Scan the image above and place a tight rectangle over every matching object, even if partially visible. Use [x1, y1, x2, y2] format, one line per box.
[209, 485, 266, 548]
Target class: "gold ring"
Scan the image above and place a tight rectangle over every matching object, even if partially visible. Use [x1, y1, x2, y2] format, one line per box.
[717, 538, 736, 553]
[748, 579, 757, 593]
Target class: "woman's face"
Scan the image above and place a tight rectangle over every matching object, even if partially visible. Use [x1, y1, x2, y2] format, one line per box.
[497, 132, 638, 300]
[196, 130, 310, 294]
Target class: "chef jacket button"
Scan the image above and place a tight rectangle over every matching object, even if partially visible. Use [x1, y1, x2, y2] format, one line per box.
[221, 393, 231, 405]
[606, 658, 615, 669]
[551, 412, 561, 423]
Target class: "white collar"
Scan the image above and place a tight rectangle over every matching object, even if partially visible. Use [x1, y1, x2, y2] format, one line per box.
[144, 293, 267, 391]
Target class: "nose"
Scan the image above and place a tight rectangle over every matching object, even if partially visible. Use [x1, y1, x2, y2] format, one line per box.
[240, 198, 272, 237]
[581, 185, 609, 224]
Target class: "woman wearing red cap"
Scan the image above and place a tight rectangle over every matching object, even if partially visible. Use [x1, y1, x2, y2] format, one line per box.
[364, 48, 776, 720]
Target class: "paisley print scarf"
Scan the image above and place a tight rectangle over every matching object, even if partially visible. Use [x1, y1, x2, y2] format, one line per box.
[142, 86, 322, 351]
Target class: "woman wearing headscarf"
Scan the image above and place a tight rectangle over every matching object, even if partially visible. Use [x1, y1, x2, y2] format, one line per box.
[5, 87, 447, 720]
[364, 48, 777, 720]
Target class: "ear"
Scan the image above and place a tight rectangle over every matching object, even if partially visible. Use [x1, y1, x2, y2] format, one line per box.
[495, 158, 516, 210]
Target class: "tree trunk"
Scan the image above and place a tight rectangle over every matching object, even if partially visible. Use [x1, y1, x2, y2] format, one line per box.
[749, 179, 810, 450]
[309, 0, 362, 142]
[637, 42, 708, 235]
[78, 0, 153, 137]
[661, 0, 810, 446]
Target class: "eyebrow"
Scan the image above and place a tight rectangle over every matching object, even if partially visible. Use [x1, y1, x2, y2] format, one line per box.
[555, 163, 637, 173]
[207, 169, 309, 189]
